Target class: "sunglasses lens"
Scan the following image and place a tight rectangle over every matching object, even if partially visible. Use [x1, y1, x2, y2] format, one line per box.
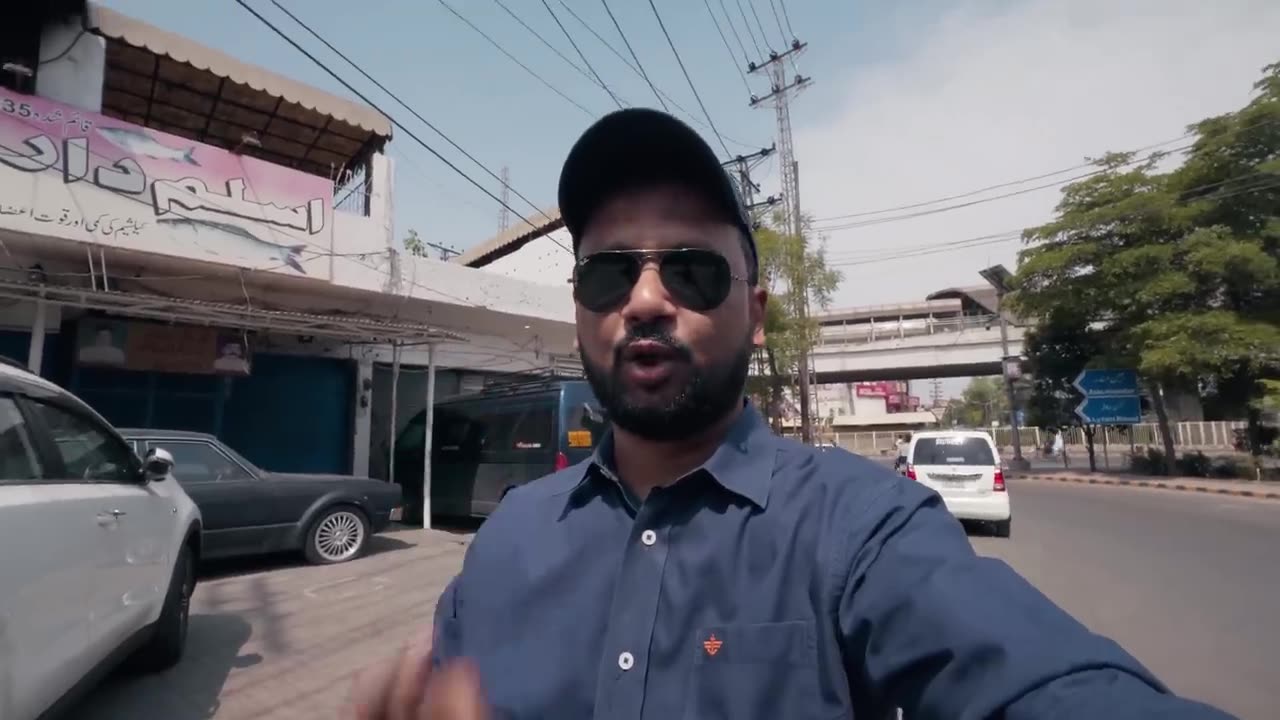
[660, 249, 733, 311]
[574, 253, 637, 312]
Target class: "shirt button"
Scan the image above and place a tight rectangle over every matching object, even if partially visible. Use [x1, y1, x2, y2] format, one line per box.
[640, 529, 657, 546]
[618, 651, 635, 670]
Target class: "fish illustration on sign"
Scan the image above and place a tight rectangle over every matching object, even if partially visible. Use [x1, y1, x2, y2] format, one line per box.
[97, 127, 200, 166]
[157, 217, 307, 274]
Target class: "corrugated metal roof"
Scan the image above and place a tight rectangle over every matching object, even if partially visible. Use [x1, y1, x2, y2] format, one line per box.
[86, 3, 392, 138]
[452, 207, 565, 268]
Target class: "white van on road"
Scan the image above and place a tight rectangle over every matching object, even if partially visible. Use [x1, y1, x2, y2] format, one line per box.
[904, 430, 1011, 537]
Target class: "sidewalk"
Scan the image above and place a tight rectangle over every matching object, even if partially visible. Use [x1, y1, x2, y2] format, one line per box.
[1017, 469, 1280, 500]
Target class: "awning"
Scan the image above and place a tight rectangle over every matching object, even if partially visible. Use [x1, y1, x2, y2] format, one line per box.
[453, 207, 566, 268]
[0, 278, 462, 344]
[86, 3, 392, 181]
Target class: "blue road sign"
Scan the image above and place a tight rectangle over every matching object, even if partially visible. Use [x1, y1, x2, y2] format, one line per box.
[1073, 369, 1140, 398]
[1075, 395, 1142, 425]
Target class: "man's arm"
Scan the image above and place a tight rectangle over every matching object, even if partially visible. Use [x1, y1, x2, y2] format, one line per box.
[430, 575, 462, 671]
[835, 479, 1235, 719]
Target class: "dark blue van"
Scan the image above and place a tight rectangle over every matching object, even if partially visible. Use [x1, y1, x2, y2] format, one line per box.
[392, 378, 606, 524]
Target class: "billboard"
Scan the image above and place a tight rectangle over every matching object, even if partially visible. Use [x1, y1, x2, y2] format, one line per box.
[76, 319, 252, 376]
[0, 88, 333, 279]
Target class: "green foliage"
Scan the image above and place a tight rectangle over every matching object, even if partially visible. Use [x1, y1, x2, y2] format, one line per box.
[403, 228, 427, 257]
[1021, 313, 1106, 428]
[941, 377, 1008, 428]
[746, 215, 843, 426]
[1010, 61, 1280, 455]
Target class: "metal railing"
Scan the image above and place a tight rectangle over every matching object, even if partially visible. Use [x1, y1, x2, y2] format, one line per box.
[334, 163, 372, 216]
[815, 313, 999, 346]
[807, 420, 1248, 455]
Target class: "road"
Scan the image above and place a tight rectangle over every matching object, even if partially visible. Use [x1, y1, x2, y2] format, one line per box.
[979, 480, 1280, 719]
[71, 481, 1278, 719]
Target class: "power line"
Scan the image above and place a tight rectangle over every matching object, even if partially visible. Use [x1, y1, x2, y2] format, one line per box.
[556, 0, 757, 149]
[812, 115, 1280, 227]
[600, 0, 668, 112]
[777, 0, 797, 39]
[813, 136, 1195, 225]
[745, 0, 775, 52]
[702, 0, 751, 95]
[647, 0, 732, 159]
[811, 143, 1198, 232]
[264, 0, 569, 252]
[765, 0, 790, 46]
[489, 0, 623, 110]
[734, 0, 766, 58]
[233, 0, 572, 255]
[716, 0, 752, 63]
[540, 0, 624, 109]
[436, 0, 595, 117]
[822, 177, 1280, 269]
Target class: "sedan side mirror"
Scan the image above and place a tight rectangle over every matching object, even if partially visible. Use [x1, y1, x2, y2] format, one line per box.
[143, 447, 175, 482]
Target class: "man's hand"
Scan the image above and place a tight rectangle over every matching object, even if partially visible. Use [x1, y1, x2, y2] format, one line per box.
[349, 637, 488, 720]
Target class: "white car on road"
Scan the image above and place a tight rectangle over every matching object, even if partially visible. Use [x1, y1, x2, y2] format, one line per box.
[0, 359, 201, 720]
[904, 430, 1011, 537]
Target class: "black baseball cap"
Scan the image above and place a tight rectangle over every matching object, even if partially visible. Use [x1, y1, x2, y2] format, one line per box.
[557, 108, 758, 278]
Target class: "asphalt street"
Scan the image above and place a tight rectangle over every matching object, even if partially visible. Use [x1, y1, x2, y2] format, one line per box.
[975, 479, 1280, 719]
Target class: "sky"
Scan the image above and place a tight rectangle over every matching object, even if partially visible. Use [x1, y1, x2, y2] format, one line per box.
[98, 0, 1280, 315]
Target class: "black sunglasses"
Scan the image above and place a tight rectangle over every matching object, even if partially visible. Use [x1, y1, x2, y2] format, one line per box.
[571, 248, 748, 313]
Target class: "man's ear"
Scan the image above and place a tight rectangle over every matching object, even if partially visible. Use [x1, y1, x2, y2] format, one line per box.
[751, 287, 768, 348]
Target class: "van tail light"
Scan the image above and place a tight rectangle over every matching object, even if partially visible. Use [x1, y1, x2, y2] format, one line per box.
[993, 467, 1006, 492]
[555, 451, 570, 471]
[906, 465, 916, 481]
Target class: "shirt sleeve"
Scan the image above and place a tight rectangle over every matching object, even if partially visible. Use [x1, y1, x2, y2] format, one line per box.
[429, 575, 462, 671]
[834, 480, 1236, 719]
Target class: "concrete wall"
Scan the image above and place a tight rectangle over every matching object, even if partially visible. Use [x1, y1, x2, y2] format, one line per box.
[35, 19, 105, 112]
[474, 230, 576, 287]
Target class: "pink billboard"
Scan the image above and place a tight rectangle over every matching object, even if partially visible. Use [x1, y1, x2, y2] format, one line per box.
[0, 87, 333, 278]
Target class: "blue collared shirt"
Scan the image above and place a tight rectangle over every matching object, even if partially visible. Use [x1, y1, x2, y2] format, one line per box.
[431, 404, 1231, 719]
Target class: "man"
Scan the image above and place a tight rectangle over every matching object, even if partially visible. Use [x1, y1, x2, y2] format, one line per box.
[894, 433, 910, 472]
[349, 109, 1232, 719]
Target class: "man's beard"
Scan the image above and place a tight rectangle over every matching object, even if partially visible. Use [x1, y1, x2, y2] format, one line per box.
[580, 325, 753, 442]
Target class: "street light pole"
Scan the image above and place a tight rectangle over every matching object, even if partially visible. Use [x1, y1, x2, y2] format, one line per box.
[980, 264, 1030, 471]
[995, 290, 1028, 469]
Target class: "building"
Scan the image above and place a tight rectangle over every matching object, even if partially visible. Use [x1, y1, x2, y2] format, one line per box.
[0, 3, 578, 483]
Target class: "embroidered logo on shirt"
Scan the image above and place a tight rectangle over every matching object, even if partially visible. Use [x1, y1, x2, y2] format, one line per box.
[703, 634, 723, 656]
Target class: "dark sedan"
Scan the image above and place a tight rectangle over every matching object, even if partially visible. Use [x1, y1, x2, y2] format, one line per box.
[121, 429, 403, 565]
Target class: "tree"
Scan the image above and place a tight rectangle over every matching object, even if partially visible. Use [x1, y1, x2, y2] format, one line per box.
[1021, 313, 1115, 469]
[747, 216, 842, 433]
[1012, 60, 1280, 473]
[941, 377, 1009, 429]
[403, 228, 428, 257]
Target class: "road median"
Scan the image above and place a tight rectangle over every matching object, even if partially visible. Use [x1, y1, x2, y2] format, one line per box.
[1019, 471, 1280, 501]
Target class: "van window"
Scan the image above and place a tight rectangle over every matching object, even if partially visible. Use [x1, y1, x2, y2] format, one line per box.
[485, 406, 554, 452]
[912, 436, 995, 466]
[563, 386, 608, 451]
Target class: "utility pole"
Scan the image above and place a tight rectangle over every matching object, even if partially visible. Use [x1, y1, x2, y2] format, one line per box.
[722, 145, 779, 227]
[497, 165, 511, 232]
[424, 241, 461, 261]
[749, 41, 814, 442]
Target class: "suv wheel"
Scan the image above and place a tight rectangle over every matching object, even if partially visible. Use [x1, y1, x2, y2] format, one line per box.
[993, 518, 1012, 538]
[305, 506, 369, 564]
[131, 545, 193, 672]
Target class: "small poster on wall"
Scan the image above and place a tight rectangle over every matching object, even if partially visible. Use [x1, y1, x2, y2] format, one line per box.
[76, 320, 252, 375]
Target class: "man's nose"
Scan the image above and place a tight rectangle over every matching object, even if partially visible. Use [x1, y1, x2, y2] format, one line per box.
[620, 265, 677, 325]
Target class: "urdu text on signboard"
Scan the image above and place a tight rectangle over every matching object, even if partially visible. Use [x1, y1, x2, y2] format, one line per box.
[0, 88, 334, 280]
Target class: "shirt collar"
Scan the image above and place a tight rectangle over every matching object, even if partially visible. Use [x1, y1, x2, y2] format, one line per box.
[570, 400, 776, 510]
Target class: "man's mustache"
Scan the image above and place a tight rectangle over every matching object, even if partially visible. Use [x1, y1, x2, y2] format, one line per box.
[613, 324, 694, 363]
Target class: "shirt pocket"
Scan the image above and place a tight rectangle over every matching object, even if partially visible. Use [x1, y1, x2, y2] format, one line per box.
[684, 620, 818, 720]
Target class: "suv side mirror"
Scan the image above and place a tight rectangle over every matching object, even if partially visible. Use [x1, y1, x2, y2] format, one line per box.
[143, 447, 175, 482]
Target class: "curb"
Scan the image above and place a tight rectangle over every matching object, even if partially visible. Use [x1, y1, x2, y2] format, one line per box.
[1022, 474, 1280, 501]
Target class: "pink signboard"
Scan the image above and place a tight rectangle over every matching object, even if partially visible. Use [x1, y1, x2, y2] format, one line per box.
[0, 88, 333, 278]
